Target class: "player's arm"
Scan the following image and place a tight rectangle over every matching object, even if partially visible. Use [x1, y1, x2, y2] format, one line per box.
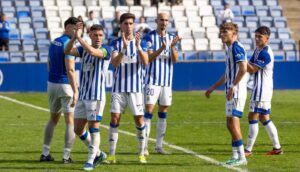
[65, 57, 78, 107]
[64, 35, 80, 57]
[205, 74, 226, 98]
[136, 32, 148, 65]
[247, 62, 260, 74]
[170, 35, 181, 63]
[226, 61, 247, 100]
[76, 32, 107, 59]
[147, 34, 166, 62]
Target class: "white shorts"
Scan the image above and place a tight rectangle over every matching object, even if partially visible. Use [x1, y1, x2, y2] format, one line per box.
[47, 82, 74, 113]
[74, 100, 105, 121]
[249, 101, 271, 115]
[144, 84, 172, 106]
[225, 98, 246, 118]
[110, 92, 144, 116]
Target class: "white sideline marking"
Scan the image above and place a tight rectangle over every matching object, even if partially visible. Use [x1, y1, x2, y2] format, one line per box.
[0, 95, 248, 172]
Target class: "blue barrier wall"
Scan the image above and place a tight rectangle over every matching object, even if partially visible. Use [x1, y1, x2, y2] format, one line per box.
[0, 62, 300, 92]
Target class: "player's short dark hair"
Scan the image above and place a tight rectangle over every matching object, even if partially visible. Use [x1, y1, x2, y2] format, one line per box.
[220, 22, 238, 33]
[90, 24, 104, 32]
[89, 11, 94, 15]
[120, 13, 135, 24]
[64, 17, 80, 28]
[255, 26, 271, 37]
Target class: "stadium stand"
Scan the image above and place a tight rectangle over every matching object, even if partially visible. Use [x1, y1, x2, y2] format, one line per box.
[0, 0, 298, 62]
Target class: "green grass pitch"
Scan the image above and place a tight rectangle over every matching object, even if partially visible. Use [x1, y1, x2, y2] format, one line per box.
[0, 91, 299, 172]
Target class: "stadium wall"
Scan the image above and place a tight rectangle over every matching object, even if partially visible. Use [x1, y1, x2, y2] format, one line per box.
[0, 62, 300, 92]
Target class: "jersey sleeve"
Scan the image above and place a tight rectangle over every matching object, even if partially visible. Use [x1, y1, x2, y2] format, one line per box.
[232, 43, 247, 62]
[63, 39, 75, 60]
[252, 49, 271, 69]
[109, 39, 119, 53]
[140, 38, 148, 52]
[100, 45, 113, 60]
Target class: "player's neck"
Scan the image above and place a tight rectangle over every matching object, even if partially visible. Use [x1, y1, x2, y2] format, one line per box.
[258, 44, 267, 51]
[125, 33, 134, 40]
[156, 29, 166, 36]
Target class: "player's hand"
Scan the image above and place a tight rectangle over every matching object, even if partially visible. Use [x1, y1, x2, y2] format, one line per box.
[226, 87, 234, 100]
[75, 22, 83, 39]
[135, 32, 142, 48]
[171, 36, 181, 47]
[70, 91, 78, 108]
[122, 32, 128, 49]
[160, 34, 166, 49]
[205, 87, 214, 98]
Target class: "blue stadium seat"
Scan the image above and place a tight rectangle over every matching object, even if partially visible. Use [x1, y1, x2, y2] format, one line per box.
[24, 52, 38, 62]
[35, 28, 49, 39]
[15, 0, 27, 7]
[37, 39, 50, 51]
[232, 17, 245, 28]
[184, 51, 199, 61]
[9, 40, 21, 51]
[0, 52, 10, 62]
[17, 7, 30, 18]
[246, 16, 259, 28]
[269, 6, 282, 17]
[39, 51, 48, 62]
[255, 6, 269, 17]
[29, 0, 42, 7]
[249, 28, 256, 38]
[226, 0, 237, 6]
[269, 27, 277, 39]
[269, 39, 281, 50]
[18, 17, 32, 28]
[177, 51, 184, 61]
[31, 6, 45, 17]
[277, 28, 291, 39]
[242, 6, 256, 16]
[266, 0, 278, 6]
[9, 29, 20, 40]
[2, 7, 16, 18]
[274, 17, 287, 28]
[212, 51, 226, 61]
[22, 40, 36, 51]
[239, 27, 250, 38]
[282, 39, 296, 51]
[211, 0, 222, 6]
[259, 16, 273, 27]
[33, 17, 46, 28]
[198, 51, 211, 61]
[239, 38, 253, 50]
[21, 29, 34, 40]
[285, 51, 297, 61]
[273, 51, 285, 61]
[10, 52, 24, 62]
[252, 0, 265, 6]
[237, 0, 251, 6]
[231, 6, 242, 16]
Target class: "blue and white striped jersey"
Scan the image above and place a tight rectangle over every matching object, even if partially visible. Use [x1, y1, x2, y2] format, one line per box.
[48, 34, 75, 84]
[76, 45, 112, 101]
[225, 41, 248, 99]
[110, 37, 147, 93]
[250, 45, 274, 102]
[143, 30, 177, 87]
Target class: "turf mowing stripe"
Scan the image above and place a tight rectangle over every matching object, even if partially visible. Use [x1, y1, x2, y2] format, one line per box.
[0, 95, 248, 172]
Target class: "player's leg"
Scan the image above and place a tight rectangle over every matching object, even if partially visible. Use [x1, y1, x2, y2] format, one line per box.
[129, 93, 147, 163]
[144, 84, 160, 155]
[155, 86, 172, 154]
[108, 93, 125, 163]
[225, 99, 247, 166]
[40, 83, 61, 162]
[61, 92, 76, 163]
[74, 100, 90, 147]
[258, 102, 282, 155]
[245, 112, 259, 156]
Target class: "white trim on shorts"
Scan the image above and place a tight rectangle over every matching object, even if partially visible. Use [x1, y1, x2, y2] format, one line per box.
[144, 84, 172, 106]
[110, 92, 144, 116]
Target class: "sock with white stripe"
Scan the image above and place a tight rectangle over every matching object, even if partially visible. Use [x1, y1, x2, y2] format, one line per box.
[156, 112, 167, 148]
[87, 128, 100, 164]
[263, 120, 281, 149]
[246, 120, 259, 152]
[63, 124, 75, 160]
[231, 141, 239, 159]
[42, 120, 56, 156]
[79, 130, 91, 147]
[136, 124, 146, 156]
[144, 112, 153, 150]
[109, 123, 119, 156]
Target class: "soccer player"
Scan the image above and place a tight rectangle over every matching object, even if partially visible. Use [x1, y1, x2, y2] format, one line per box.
[244, 26, 282, 156]
[64, 23, 111, 170]
[40, 17, 80, 163]
[205, 22, 248, 166]
[143, 12, 180, 155]
[107, 13, 148, 164]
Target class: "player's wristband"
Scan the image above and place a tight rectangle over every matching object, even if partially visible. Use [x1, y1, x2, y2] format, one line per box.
[121, 48, 126, 54]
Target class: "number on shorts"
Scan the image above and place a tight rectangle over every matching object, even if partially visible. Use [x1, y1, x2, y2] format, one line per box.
[146, 88, 154, 96]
